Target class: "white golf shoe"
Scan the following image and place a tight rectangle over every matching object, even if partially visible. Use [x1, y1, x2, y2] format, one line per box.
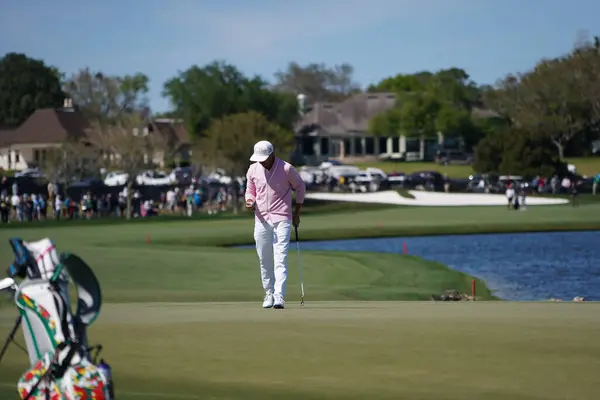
[273, 294, 285, 309]
[263, 293, 274, 308]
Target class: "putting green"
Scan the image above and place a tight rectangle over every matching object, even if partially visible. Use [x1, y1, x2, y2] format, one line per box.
[2, 302, 600, 399]
[0, 203, 599, 398]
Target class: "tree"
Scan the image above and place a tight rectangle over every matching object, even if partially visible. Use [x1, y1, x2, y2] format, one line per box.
[489, 59, 584, 160]
[368, 68, 482, 109]
[367, 72, 432, 93]
[39, 142, 101, 187]
[65, 68, 150, 121]
[273, 62, 361, 103]
[86, 115, 168, 218]
[486, 36, 600, 159]
[367, 68, 485, 150]
[473, 127, 565, 177]
[162, 61, 299, 139]
[196, 111, 295, 213]
[368, 108, 402, 137]
[397, 93, 441, 139]
[0, 53, 65, 126]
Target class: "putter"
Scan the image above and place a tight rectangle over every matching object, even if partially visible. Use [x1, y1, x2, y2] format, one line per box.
[294, 226, 305, 306]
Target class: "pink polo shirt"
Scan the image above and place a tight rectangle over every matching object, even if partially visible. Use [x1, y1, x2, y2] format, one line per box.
[245, 158, 306, 224]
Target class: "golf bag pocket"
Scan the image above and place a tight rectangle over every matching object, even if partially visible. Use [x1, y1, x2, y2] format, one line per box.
[62, 359, 110, 399]
[17, 352, 62, 399]
[16, 281, 73, 367]
[17, 353, 109, 399]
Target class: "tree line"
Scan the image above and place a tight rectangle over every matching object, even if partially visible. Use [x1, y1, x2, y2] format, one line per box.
[1, 33, 599, 182]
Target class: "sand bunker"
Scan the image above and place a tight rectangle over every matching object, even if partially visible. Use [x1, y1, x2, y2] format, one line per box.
[305, 190, 569, 206]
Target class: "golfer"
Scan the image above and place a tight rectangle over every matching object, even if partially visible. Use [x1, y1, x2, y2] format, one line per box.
[245, 140, 306, 309]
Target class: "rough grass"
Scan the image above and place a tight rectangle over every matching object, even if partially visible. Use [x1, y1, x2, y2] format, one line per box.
[354, 156, 600, 178]
[354, 161, 473, 177]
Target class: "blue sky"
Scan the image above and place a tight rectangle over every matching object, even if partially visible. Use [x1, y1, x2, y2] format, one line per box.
[1, 0, 598, 113]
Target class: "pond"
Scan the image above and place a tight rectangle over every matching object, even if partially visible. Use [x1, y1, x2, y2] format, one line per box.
[242, 231, 600, 301]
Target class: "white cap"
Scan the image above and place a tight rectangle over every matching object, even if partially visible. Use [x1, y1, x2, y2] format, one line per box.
[250, 140, 274, 162]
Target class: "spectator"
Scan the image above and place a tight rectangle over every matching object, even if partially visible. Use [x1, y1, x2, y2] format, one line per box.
[11, 192, 21, 221]
[54, 195, 62, 220]
[505, 183, 515, 210]
[0, 195, 9, 223]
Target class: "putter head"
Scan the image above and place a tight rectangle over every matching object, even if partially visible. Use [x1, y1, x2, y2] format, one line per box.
[0, 277, 16, 292]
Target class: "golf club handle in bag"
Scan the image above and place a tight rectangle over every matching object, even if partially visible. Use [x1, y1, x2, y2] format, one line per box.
[7, 238, 41, 280]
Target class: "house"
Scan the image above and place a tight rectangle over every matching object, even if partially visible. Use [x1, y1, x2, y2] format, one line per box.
[0, 125, 18, 170]
[0, 106, 88, 171]
[0, 101, 190, 171]
[293, 91, 500, 164]
[149, 118, 191, 166]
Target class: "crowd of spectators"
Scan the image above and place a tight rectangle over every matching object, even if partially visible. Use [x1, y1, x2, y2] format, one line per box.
[0, 177, 245, 224]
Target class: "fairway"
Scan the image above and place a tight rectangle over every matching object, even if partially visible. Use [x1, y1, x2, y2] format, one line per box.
[352, 156, 600, 178]
[0, 204, 599, 398]
[2, 302, 600, 399]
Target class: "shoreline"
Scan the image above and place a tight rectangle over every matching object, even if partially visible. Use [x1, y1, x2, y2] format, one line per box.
[2, 205, 599, 304]
[217, 223, 600, 247]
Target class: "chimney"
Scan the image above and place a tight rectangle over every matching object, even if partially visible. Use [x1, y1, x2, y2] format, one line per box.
[297, 93, 307, 115]
[63, 98, 74, 111]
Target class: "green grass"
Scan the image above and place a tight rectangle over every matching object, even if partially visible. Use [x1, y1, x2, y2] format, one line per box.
[0, 203, 599, 398]
[353, 156, 600, 178]
[354, 161, 473, 177]
[2, 302, 600, 399]
[564, 156, 600, 176]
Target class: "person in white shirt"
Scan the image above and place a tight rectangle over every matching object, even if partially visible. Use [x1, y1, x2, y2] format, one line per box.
[505, 184, 515, 209]
[561, 177, 571, 192]
[519, 184, 527, 210]
[166, 189, 175, 211]
[54, 195, 62, 220]
[11, 194, 20, 221]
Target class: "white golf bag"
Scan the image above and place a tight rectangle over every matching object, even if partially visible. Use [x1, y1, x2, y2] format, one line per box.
[0, 237, 114, 400]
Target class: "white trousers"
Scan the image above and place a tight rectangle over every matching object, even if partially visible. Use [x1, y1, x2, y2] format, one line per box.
[254, 219, 291, 298]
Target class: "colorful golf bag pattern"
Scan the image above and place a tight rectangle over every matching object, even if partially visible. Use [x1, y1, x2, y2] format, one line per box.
[7, 238, 112, 399]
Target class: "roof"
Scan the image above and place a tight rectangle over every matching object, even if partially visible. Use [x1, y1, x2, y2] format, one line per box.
[0, 126, 17, 147]
[335, 92, 397, 132]
[2, 108, 88, 146]
[149, 119, 190, 147]
[0, 109, 190, 148]
[295, 92, 398, 136]
[295, 92, 502, 136]
[471, 107, 502, 119]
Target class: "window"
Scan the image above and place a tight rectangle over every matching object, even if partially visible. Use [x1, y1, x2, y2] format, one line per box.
[15, 151, 20, 162]
[354, 138, 363, 154]
[301, 137, 315, 155]
[34, 150, 40, 163]
[320, 137, 329, 155]
[406, 138, 420, 152]
[365, 137, 375, 154]
[343, 139, 351, 156]
[378, 137, 387, 154]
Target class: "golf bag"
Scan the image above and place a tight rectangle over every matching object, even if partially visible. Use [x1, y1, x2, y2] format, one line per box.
[0, 237, 114, 399]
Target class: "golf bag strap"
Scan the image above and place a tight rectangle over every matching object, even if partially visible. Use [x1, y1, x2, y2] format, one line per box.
[52, 341, 80, 378]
